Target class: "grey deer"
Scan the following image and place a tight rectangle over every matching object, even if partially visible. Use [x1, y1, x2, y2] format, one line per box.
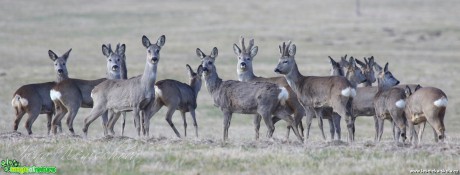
[274, 41, 356, 142]
[50, 44, 126, 135]
[234, 37, 308, 140]
[11, 49, 72, 135]
[198, 47, 303, 142]
[83, 35, 165, 137]
[373, 62, 408, 143]
[139, 64, 203, 138]
[404, 85, 447, 146]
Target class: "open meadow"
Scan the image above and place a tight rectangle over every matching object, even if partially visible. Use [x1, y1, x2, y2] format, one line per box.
[0, 0, 459, 174]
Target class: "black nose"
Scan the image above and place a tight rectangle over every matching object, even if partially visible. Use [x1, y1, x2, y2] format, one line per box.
[112, 65, 119, 70]
[274, 68, 281, 73]
[58, 69, 63, 73]
[396, 80, 400, 85]
[151, 57, 158, 62]
[240, 62, 246, 67]
[202, 67, 209, 72]
[401, 133, 406, 138]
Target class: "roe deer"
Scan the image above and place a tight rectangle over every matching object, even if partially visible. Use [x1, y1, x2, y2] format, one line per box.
[234, 37, 308, 140]
[140, 64, 203, 138]
[404, 85, 447, 145]
[355, 56, 376, 87]
[373, 62, 407, 143]
[50, 44, 126, 135]
[11, 49, 72, 135]
[82, 35, 165, 137]
[274, 41, 356, 142]
[198, 47, 303, 142]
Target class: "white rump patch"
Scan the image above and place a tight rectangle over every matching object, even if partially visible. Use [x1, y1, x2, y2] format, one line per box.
[154, 85, 162, 97]
[395, 99, 406, 108]
[12, 95, 28, 107]
[434, 97, 448, 107]
[278, 87, 289, 105]
[341, 87, 356, 97]
[50, 89, 61, 101]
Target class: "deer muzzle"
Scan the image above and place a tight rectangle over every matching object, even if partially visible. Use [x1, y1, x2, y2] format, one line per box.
[274, 68, 281, 74]
[240, 62, 246, 69]
[151, 57, 158, 63]
[112, 65, 119, 71]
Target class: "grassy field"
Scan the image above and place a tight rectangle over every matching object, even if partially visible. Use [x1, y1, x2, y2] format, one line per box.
[1, 0, 460, 174]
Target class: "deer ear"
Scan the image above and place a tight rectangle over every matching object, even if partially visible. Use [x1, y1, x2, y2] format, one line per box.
[142, 35, 151, 48]
[288, 44, 296, 56]
[373, 63, 382, 73]
[116, 43, 126, 56]
[384, 62, 389, 72]
[415, 84, 422, 91]
[102, 44, 111, 57]
[196, 48, 205, 59]
[48, 50, 58, 61]
[211, 47, 218, 59]
[328, 56, 337, 65]
[250, 46, 258, 58]
[156, 35, 166, 47]
[233, 44, 241, 56]
[355, 59, 366, 68]
[405, 85, 412, 96]
[197, 65, 203, 76]
[63, 48, 72, 61]
[186, 64, 194, 77]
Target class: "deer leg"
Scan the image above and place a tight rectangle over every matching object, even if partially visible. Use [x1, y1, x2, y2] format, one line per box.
[305, 113, 313, 140]
[261, 113, 275, 139]
[180, 111, 187, 137]
[66, 106, 80, 135]
[279, 115, 303, 142]
[253, 114, 261, 140]
[408, 122, 417, 146]
[13, 110, 26, 132]
[132, 108, 142, 137]
[165, 107, 181, 138]
[52, 102, 67, 135]
[314, 108, 326, 140]
[142, 101, 163, 137]
[328, 118, 335, 140]
[24, 108, 40, 135]
[377, 117, 384, 142]
[189, 108, 198, 138]
[418, 122, 426, 143]
[82, 105, 107, 137]
[373, 115, 379, 142]
[222, 111, 233, 142]
[46, 113, 53, 135]
[121, 112, 126, 136]
[107, 111, 121, 136]
[333, 113, 342, 141]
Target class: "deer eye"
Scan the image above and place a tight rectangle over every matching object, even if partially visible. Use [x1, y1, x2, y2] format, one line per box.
[148, 50, 151, 54]
[63, 63, 65, 66]
[283, 60, 288, 64]
[55, 63, 57, 66]
[155, 50, 160, 54]
[208, 61, 213, 65]
[109, 59, 112, 61]
[118, 59, 120, 62]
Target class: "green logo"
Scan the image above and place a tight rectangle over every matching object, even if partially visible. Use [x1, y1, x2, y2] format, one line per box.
[1, 159, 56, 174]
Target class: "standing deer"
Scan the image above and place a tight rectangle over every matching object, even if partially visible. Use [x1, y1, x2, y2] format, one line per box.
[234, 37, 308, 140]
[11, 49, 72, 135]
[404, 85, 447, 145]
[139, 64, 203, 138]
[50, 43, 126, 135]
[373, 62, 407, 143]
[198, 47, 303, 142]
[82, 35, 165, 137]
[274, 41, 356, 142]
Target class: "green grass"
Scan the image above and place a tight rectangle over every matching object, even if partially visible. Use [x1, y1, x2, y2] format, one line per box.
[1, 0, 460, 174]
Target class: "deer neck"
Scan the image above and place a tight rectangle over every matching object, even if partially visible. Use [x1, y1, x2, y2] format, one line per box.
[121, 55, 128, 79]
[190, 79, 202, 97]
[56, 73, 69, 83]
[107, 72, 121, 80]
[345, 72, 358, 88]
[237, 67, 256, 81]
[141, 62, 157, 93]
[377, 79, 393, 92]
[284, 63, 303, 93]
[204, 70, 223, 95]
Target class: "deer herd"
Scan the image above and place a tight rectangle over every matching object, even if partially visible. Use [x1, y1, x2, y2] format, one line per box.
[11, 35, 448, 147]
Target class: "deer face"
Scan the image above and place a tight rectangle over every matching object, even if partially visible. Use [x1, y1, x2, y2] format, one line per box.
[274, 41, 296, 75]
[102, 43, 125, 77]
[346, 58, 367, 84]
[356, 57, 377, 84]
[142, 35, 165, 65]
[197, 47, 218, 76]
[375, 62, 400, 87]
[233, 37, 258, 72]
[49, 49, 71, 76]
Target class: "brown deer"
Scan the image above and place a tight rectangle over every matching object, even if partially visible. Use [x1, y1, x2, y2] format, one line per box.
[404, 85, 447, 145]
[234, 37, 308, 140]
[11, 49, 72, 135]
[198, 47, 303, 142]
[140, 64, 203, 138]
[355, 56, 377, 87]
[373, 62, 408, 143]
[274, 41, 356, 142]
[82, 35, 165, 137]
[50, 43, 126, 135]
